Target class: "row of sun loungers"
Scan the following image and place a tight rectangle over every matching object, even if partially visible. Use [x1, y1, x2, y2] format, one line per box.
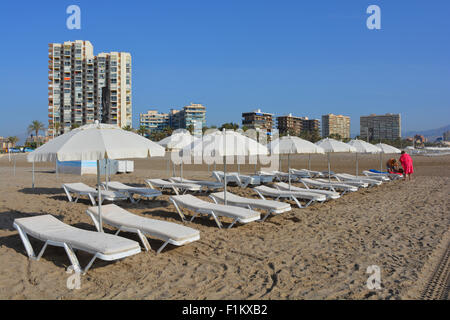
[15, 167, 400, 274]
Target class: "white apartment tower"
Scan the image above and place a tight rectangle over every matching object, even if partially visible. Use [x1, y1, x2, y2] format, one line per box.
[48, 41, 132, 136]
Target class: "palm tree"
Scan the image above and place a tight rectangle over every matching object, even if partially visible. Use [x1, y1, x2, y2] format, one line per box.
[137, 125, 148, 136]
[53, 122, 61, 137]
[7, 136, 19, 148]
[122, 125, 132, 131]
[28, 120, 45, 146]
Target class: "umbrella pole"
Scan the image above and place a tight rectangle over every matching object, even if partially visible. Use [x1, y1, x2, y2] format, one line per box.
[181, 163, 183, 182]
[32, 161, 35, 189]
[13, 154, 16, 176]
[97, 160, 103, 232]
[224, 156, 227, 205]
[328, 153, 331, 183]
[308, 154, 311, 171]
[238, 163, 240, 175]
[288, 153, 291, 190]
[55, 159, 58, 180]
[356, 153, 358, 177]
[380, 153, 382, 172]
[105, 159, 109, 190]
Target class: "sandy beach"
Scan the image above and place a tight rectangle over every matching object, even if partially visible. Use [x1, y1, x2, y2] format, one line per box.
[0, 153, 449, 299]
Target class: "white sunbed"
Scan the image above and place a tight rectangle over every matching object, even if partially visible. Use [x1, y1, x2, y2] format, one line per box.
[333, 173, 382, 186]
[212, 171, 262, 187]
[362, 170, 401, 181]
[13, 215, 141, 274]
[258, 170, 296, 182]
[316, 178, 368, 188]
[86, 204, 200, 254]
[299, 178, 358, 195]
[289, 168, 325, 178]
[145, 179, 202, 195]
[274, 182, 341, 200]
[62, 183, 128, 206]
[169, 177, 224, 192]
[253, 185, 326, 208]
[169, 194, 261, 229]
[209, 191, 291, 221]
[102, 181, 162, 203]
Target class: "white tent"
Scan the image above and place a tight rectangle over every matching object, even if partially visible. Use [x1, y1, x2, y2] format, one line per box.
[27, 121, 165, 231]
[374, 143, 401, 171]
[316, 138, 357, 181]
[268, 136, 325, 189]
[181, 129, 268, 204]
[347, 139, 381, 176]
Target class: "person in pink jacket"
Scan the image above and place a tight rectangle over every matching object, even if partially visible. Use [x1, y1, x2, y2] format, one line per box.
[399, 151, 414, 181]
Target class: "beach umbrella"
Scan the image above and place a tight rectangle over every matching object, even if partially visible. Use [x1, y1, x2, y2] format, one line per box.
[158, 130, 199, 181]
[27, 121, 165, 232]
[347, 139, 381, 177]
[181, 129, 268, 204]
[268, 136, 325, 189]
[374, 143, 401, 171]
[316, 138, 357, 181]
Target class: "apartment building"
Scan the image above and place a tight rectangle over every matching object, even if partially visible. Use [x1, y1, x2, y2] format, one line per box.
[321, 114, 351, 139]
[139, 110, 169, 135]
[360, 113, 401, 141]
[242, 109, 274, 133]
[277, 113, 320, 136]
[48, 41, 132, 137]
[140, 103, 207, 134]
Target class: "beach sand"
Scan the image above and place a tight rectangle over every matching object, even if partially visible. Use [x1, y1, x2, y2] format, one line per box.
[0, 153, 449, 299]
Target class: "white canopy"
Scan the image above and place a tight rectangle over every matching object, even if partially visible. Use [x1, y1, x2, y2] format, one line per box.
[27, 122, 165, 162]
[347, 139, 381, 154]
[375, 143, 401, 154]
[158, 130, 199, 150]
[268, 136, 325, 155]
[316, 138, 357, 153]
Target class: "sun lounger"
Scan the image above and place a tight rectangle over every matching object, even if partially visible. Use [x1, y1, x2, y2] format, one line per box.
[289, 168, 325, 178]
[212, 171, 261, 187]
[86, 204, 200, 254]
[62, 183, 128, 206]
[258, 170, 296, 182]
[169, 177, 224, 191]
[316, 178, 368, 188]
[169, 194, 260, 229]
[145, 179, 202, 195]
[13, 215, 141, 274]
[299, 178, 358, 194]
[102, 181, 162, 203]
[274, 182, 341, 200]
[209, 191, 291, 221]
[253, 185, 326, 208]
[363, 170, 401, 181]
[333, 173, 382, 186]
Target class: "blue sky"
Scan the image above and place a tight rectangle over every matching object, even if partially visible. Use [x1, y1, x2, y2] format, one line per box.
[0, 0, 449, 139]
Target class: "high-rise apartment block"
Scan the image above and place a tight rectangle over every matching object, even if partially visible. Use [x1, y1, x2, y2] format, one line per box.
[48, 40, 132, 137]
[277, 113, 320, 136]
[360, 113, 401, 141]
[242, 109, 274, 133]
[321, 114, 351, 139]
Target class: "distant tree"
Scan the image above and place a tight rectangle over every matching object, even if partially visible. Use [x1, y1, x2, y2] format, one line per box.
[328, 133, 342, 141]
[7, 136, 19, 147]
[53, 122, 61, 137]
[137, 125, 148, 136]
[220, 122, 239, 130]
[71, 123, 81, 130]
[28, 120, 45, 146]
[241, 125, 249, 132]
[122, 125, 133, 131]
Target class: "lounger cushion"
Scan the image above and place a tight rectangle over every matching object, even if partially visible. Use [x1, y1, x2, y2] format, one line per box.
[254, 186, 326, 201]
[87, 205, 199, 242]
[211, 192, 291, 212]
[14, 215, 140, 256]
[171, 194, 260, 221]
[147, 179, 201, 190]
[106, 181, 161, 195]
[64, 183, 127, 199]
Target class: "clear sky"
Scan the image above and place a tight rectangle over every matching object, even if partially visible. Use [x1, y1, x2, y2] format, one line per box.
[0, 0, 449, 139]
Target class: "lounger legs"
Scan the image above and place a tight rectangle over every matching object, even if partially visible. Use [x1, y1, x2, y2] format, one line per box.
[170, 198, 187, 221]
[156, 240, 170, 254]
